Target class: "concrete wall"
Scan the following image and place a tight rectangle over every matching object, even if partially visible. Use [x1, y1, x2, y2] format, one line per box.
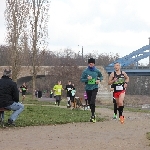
[96, 66, 112, 102]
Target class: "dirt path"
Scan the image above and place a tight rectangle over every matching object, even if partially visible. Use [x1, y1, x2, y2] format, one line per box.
[0, 107, 150, 150]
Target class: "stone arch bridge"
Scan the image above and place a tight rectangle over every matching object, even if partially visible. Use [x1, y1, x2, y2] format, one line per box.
[0, 66, 111, 100]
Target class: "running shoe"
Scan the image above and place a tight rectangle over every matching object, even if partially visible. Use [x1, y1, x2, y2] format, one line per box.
[113, 114, 117, 119]
[67, 104, 71, 108]
[90, 116, 96, 123]
[7, 119, 15, 126]
[84, 106, 87, 110]
[120, 116, 124, 124]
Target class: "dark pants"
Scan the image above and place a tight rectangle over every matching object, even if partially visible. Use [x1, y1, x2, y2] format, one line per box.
[71, 96, 75, 103]
[114, 102, 117, 115]
[56, 95, 61, 106]
[50, 94, 53, 98]
[86, 88, 98, 116]
[85, 99, 88, 106]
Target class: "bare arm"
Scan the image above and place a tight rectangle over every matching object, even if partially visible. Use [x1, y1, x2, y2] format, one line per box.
[123, 71, 129, 83]
[108, 72, 116, 85]
[110, 88, 114, 92]
[53, 85, 56, 91]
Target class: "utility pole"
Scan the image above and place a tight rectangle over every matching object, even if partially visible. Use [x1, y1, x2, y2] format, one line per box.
[148, 37, 150, 68]
[82, 46, 83, 59]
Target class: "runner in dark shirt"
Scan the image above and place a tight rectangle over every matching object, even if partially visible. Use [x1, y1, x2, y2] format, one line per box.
[20, 82, 28, 103]
[65, 81, 74, 108]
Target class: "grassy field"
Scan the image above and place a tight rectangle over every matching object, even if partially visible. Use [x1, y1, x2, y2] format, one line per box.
[146, 132, 150, 146]
[2, 95, 150, 129]
[1, 95, 105, 127]
[146, 132, 150, 140]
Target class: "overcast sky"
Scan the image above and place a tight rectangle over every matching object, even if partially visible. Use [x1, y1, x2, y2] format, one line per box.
[1, 0, 150, 64]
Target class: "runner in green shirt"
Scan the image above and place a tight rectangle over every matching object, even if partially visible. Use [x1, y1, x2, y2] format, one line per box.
[53, 81, 64, 106]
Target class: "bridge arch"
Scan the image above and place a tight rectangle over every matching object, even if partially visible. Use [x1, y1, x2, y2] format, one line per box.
[17, 75, 46, 87]
[108, 45, 150, 67]
[0, 66, 112, 99]
[105, 45, 150, 76]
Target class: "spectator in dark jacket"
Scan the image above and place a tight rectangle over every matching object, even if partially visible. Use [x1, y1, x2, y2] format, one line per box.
[0, 69, 24, 125]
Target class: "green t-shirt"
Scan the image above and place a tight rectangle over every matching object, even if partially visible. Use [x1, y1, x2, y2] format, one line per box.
[80, 67, 103, 90]
[20, 85, 27, 92]
[71, 89, 76, 96]
[53, 85, 63, 95]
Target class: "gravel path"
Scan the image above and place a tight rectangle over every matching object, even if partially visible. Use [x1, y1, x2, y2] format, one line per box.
[0, 106, 150, 150]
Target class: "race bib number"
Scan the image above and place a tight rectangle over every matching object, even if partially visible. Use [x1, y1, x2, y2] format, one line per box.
[58, 89, 61, 92]
[88, 79, 96, 84]
[67, 88, 71, 91]
[116, 85, 123, 90]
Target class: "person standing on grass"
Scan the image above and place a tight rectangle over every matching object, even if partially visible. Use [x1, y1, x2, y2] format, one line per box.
[50, 89, 53, 98]
[108, 62, 129, 124]
[65, 81, 74, 108]
[35, 90, 38, 98]
[53, 81, 63, 106]
[20, 82, 28, 103]
[0, 69, 24, 126]
[80, 58, 103, 123]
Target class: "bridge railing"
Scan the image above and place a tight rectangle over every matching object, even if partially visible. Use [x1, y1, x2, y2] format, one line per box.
[105, 66, 150, 70]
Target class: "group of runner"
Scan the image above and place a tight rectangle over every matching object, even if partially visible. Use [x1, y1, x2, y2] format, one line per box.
[0, 57, 129, 126]
[53, 80, 76, 107]
[51, 58, 129, 124]
[20, 58, 129, 123]
[19, 58, 129, 124]
[81, 58, 129, 124]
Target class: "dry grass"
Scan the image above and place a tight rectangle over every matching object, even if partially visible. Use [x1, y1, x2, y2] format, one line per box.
[146, 132, 150, 145]
[96, 95, 150, 107]
[125, 95, 150, 107]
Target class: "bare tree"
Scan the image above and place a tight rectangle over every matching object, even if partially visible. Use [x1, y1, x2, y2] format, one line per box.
[28, 0, 50, 99]
[5, 0, 29, 81]
[20, 33, 32, 66]
[0, 45, 11, 66]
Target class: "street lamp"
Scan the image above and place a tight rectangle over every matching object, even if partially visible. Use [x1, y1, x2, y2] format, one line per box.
[82, 46, 83, 59]
[148, 37, 150, 67]
[78, 45, 83, 59]
[78, 51, 80, 57]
